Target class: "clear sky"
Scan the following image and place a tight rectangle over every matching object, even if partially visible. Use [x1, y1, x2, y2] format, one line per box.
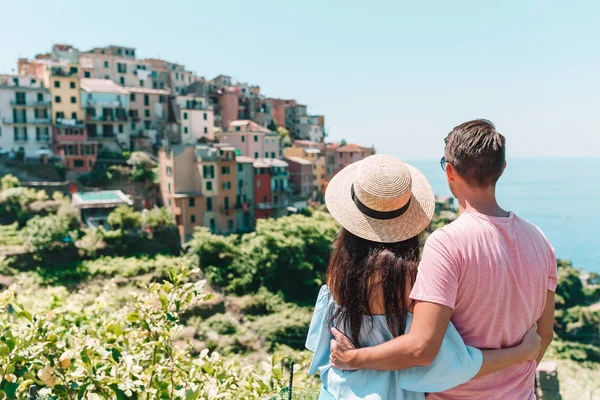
[1, 0, 599, 160]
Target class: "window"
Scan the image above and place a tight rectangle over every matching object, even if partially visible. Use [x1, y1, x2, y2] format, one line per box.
[139, 80, 144, 87]
[70, 97, 76, 104]
[105, 75, 110, 80]
[235, 126, 241, 132]
[118, 124, 124, 133]
[74, 159, 84, 168]
[71, 112, 77, 119]
[223, 182, 231, 190]
[159, 95, 165, 103]
[144, 95, 149, 106]
[224, 197, 230, 210]
[210, 218, 215, 232]
[238, 179, 243, 188]
[166, 167, 172, 176]
[203, 165, 215, 179]
[206, 181, 212, 191]
[184, 127, 188, 134]
[70, 81, 76, 89]
[183, 112, 188, 120]
[189, 198, 195, 208]
[204, 127, 208, 134]
[221, 166, 230, 175]
[84, 71, 91, 78]
[120, 77, 125, 86]
[55, 96, 61, 103]
[191, 215, 196, 223]
[117, 49, 122, 55]
[56, 112, 65, 120]
[254, 152, 258, 159]
[227, 220, 234, 230]
[265, 152, 268, 158]
[203, 113, 207, 120]
[145, 109, 150, 117]
[168, 183, 171, 193]
[37, 93, 43, 102]
[54, 81, 60, 88]
[131, 122, 136, 130]
[254, 135, 258, 142]
[241, 136, 245, 142]
[104, 61, 109, 68]
[238, 164, 243, 172]
[117, 63, 127, 73]
[207, 198, 213, 211]
[271, 152, 276, 158]
[130, 93, 136, 101]
[144, 121, 151, 129]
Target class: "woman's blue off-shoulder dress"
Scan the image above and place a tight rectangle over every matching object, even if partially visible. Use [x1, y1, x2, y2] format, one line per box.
[305, 286, 483, 400]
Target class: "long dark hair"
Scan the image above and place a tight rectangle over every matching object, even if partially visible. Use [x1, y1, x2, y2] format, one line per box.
[326, 228, 421, 347]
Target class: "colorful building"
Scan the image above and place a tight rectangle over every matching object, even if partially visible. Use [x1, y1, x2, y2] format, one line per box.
[284, 146, 326, 198]
[285, 103, 324, 142]
[326, 143, 376, 180]
[49, 64, 84, 124]
[235, 156, 255, 232]
[253, 158, 290, 219]
[127, 87, 169, 151]
[220, 120, 280, 159]
[285, 156, 313, 198]
[80, 78, 130, 152]
[216, 146, 237, 234]
[175, 95, 215, 144]
[145, 58, 195, 95]
[80, 46, 153, 89]
[0, 75, 52, 158]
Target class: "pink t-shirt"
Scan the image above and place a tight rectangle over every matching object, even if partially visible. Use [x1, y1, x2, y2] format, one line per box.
[410, 212, 557, 400]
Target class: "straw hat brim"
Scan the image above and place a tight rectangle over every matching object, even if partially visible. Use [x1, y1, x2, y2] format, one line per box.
[325, 161, 435, 243]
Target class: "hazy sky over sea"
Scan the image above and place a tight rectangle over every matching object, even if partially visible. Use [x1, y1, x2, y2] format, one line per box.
[1, 0, 599, 160]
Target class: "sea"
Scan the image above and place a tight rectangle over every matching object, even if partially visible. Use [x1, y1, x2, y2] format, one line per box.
[408, 157, 600, 274]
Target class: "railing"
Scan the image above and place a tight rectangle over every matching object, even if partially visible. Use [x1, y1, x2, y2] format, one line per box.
[10, 100, 51, 107]
[14, 135, 28, 142]
[86, 115, 128, 122]
[2, 118, 51, 125]
[36, 135, 50, 142]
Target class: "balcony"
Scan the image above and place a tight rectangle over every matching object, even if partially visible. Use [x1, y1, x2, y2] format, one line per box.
[36, 134, 50, 142]
[14, 135, 28, 143]
[10, 100, 51, 107]
[86, 114, 128, 123]
[56, 119, 86, 128]
[1, 118, 51, 126]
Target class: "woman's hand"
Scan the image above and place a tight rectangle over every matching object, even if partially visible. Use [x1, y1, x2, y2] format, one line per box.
[519, 324, 542, 361]
[330, 328, 360, 370]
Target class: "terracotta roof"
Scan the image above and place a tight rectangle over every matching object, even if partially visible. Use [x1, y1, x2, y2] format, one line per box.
[253, 158, 288, 168]
[228, 120, 271, 134]
[337, 144, 371, 152]
[285, 156, 312, 165]
[81, 78, 128, 94]
[126, 87, 170, 95]
[236, 156, 255, 164]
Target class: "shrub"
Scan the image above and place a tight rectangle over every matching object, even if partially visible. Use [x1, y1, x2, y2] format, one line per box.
[202, 313, 239, 335]
[127, 151, 157, 182]
[23, 215, 77, 253]
[107, 205, 142, 232]
[251, 304, 313, 350]
[556, 260, 586, 309]
[240, 287, 284, 317]
[1, 174, 20, 191]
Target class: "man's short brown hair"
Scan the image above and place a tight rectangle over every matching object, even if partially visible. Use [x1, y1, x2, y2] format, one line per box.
[444, 119, 506, 187]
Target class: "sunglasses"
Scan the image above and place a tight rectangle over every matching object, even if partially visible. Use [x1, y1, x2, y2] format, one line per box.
[439, 156, 447, 171]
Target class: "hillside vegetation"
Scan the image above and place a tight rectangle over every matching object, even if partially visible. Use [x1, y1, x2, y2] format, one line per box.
[0, 174, 598, 399]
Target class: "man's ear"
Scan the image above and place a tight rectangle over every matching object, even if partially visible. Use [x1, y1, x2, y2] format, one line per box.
[446, 162, 455, 183]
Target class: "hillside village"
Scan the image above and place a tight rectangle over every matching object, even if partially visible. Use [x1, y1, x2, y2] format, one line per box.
[0, 43, 375, 239]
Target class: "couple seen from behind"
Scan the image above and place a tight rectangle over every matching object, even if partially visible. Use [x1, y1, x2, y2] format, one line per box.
[306, 119, 557, 400]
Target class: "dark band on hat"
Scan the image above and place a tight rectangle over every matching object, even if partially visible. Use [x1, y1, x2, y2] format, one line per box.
[351, 184, 411, 220]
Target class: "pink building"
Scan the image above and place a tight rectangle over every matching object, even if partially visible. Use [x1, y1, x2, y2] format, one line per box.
[220, 120, 281, 159]
[285, 156, 313, 198]
[325, 143, 376, 180]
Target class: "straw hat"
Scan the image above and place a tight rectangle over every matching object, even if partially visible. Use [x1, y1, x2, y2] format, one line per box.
[325, 154, 435, 243]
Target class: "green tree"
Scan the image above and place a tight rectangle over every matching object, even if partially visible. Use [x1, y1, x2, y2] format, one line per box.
[107, 205, 142, 232]
[24, 215, 77, 252]
[143, 207, 176, 232]
[556, 259, 586, 309]
[267, 119, 278, 132]
[127, 151, 157, 182]
[277, 126, 292, 147]
[340, 139, 348, 146]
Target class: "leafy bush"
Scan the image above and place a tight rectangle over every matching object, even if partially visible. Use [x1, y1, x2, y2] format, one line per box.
[107, 205, 142, 232]
[127, 151, 157, 182]
[251, 304, 313, 351]
[240, 287, 284, 317]
[23, 215, 78, 253]
[1, 174, 20, 191]
[556, 260, 586, 309]
[202, 313, 239, 335]
[0, 186, 49, 225]
[143, 207, 176, 233]
[0, 264, 317, 399]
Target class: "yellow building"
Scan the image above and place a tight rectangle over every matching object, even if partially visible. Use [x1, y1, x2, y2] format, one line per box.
[283, 146, 326, 198]
[49, 64, 83, 123]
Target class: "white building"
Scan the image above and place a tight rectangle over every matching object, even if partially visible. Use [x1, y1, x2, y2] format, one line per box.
[285, 104, 324, 142]
[175, 95, 215, 144]
[0, 75, 52, 158]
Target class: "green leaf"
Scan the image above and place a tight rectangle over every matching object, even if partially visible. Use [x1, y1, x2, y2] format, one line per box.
[109, 383, 128, 400]
[77, 383, 90, 399]
[112, 348, 122, 363]
[0, 343, 10, 357]
[3, 382, 19, 399]
[185, 388, 200, 400]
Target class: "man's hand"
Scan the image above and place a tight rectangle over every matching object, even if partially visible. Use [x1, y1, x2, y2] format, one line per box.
[329, 328, 359, 370]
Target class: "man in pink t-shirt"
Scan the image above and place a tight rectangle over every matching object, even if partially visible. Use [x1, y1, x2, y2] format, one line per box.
[329, 119, 557, 399]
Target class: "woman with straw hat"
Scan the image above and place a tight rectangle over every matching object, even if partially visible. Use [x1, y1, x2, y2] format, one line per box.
[305, 154, 540, 399]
